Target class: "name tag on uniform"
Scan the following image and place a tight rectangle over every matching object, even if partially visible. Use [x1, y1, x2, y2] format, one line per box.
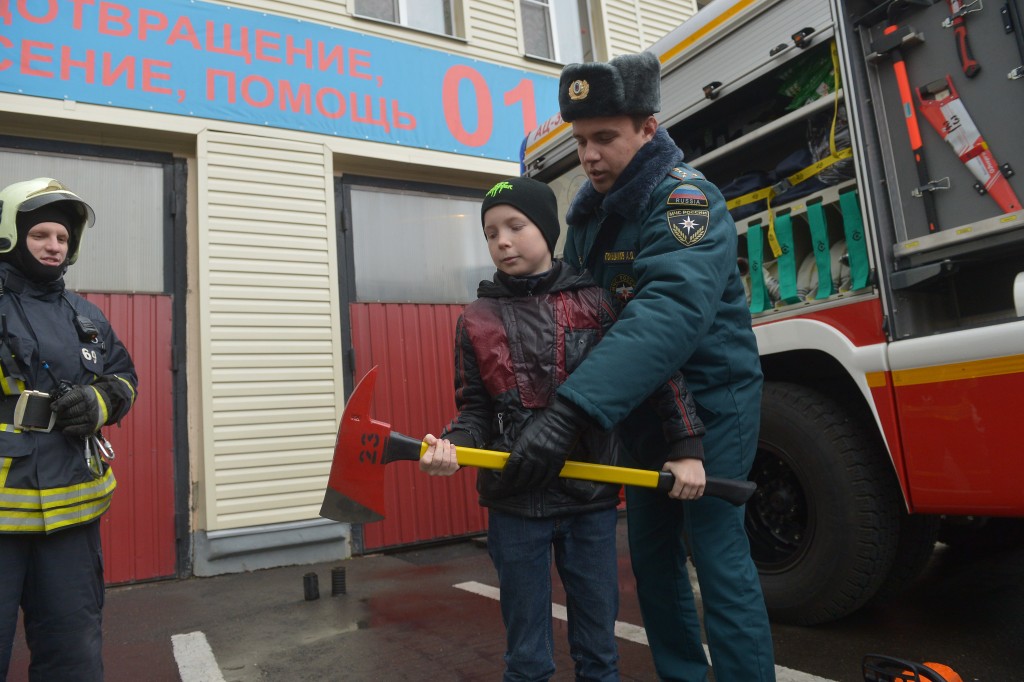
[603, 250, 635, 263]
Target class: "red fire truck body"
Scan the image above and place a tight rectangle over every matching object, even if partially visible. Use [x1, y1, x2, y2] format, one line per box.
[523, 0, 1024, 624]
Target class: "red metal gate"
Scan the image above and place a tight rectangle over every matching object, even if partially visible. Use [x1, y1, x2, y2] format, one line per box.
[84, 293, 177, 584]
[350, 302, 488, 551]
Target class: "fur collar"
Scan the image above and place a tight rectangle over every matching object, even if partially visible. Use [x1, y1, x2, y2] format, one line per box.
[566, 127, 684, 224]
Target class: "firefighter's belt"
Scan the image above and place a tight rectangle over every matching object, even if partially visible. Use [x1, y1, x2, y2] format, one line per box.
[0, 391, 57, 431]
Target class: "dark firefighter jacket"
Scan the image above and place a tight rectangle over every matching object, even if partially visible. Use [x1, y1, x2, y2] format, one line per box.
[442, 259, 704, 518]
[0, 263, 138, 533]
[560, 127, 763, 480]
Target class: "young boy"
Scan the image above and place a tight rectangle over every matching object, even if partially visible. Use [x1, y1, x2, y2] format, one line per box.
[420, 176, 705, 681]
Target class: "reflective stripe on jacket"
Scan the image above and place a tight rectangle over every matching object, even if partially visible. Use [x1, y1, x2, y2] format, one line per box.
[0, 463, 115, 532]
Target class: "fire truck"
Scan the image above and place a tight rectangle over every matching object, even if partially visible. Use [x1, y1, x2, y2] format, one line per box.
[522, 0, 1024, 625]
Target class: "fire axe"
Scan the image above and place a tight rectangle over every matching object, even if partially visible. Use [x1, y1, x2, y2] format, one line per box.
[320, 366, 757, 524]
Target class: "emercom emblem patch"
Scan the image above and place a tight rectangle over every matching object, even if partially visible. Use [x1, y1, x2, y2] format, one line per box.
[610, 273, 636, 302]
[667, 209, 709, 247]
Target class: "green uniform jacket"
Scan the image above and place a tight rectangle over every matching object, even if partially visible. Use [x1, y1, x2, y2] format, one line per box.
[559, 128, 762, 475]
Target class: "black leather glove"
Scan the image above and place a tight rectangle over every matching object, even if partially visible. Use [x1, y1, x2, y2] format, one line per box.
[51, 385, 109, 437]
[500, 396, 589, 491]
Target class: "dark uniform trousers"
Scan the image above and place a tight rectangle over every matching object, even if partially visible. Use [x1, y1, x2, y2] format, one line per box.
[0, 521, 104, 682]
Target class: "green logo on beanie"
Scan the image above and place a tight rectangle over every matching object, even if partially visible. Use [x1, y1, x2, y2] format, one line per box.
[485, 181, 515, 197]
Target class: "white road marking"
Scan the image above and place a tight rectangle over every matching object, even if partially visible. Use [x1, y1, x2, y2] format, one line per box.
[171, 631, 226, 682]
[453, 581, 836, 682]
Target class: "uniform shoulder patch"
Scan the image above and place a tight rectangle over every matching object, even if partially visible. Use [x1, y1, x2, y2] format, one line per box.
[667, 167, 705, 182]
[666, 183, 710, 247]
[666, 183, 709, 209]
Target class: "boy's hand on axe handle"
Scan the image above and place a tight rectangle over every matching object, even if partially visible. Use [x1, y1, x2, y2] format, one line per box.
[420, 434, 460, 476]
[662, 458, 706, 501]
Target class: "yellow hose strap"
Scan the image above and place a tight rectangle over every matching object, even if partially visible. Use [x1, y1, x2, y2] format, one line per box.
[728, 40, 851, 258]
[725, 147, 853, 213]
[726, 186, 775, 211]
[788, 147, 854, 186]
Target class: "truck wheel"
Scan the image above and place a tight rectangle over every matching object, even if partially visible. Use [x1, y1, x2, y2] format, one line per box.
[746, 382, 901, 625]
[871, 512, 940, 601]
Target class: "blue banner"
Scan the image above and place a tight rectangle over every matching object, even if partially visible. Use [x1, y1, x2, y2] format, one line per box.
[0, 0, 558, 161]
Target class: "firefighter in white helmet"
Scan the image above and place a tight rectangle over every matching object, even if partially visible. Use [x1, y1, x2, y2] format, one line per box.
[0, 177, 138, 681]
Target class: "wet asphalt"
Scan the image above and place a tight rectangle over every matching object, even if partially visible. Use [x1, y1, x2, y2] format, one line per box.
[8, 515, 1024, 681]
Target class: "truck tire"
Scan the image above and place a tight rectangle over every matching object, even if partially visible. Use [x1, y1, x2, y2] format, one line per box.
[871, 512, 940, 601]
[746, 382, 901, 625]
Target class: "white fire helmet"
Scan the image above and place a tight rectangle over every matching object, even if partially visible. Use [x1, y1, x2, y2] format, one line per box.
[0, 177, 95, 265]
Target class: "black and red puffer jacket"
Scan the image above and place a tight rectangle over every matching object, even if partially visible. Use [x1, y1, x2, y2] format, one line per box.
[442, 259, 704, 519]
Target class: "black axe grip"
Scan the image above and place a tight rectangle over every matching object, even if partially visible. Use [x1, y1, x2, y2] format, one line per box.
[656, 473, 757, 506]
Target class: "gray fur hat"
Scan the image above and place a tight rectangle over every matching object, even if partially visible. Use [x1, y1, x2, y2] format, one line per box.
[558, 52, 661, 122]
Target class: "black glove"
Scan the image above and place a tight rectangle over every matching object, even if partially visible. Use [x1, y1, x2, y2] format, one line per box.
[51, 385, 109, 437]
[500, 396, 589, 491]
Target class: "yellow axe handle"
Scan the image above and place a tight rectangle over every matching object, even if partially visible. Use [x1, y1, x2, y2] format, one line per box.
[415, 441, 757, 505]
[420, 442, 661, 488]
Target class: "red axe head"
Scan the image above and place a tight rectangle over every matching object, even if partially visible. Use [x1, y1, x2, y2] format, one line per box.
[320, 366, 394, 524]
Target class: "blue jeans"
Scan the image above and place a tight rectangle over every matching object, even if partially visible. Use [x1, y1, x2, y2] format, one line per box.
[487, 507, 620, 682]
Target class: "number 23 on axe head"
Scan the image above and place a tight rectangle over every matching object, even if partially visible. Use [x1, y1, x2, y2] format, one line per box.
[320, 366, 756, 524]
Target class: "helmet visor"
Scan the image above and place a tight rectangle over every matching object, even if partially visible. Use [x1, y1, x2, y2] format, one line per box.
[18, 192, 96, 229]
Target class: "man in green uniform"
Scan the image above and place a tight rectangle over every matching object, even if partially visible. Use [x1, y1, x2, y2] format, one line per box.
[501, 52, 776, 681]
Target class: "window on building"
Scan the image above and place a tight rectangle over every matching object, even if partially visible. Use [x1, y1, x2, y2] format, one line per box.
[354, 0, 455, 36]
[349, 185, 491, 303]
[521, 0, 594, 64]
[0, 148, 167, 294]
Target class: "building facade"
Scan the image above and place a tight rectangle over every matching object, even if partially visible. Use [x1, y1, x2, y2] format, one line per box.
[0, 0, 697, 580]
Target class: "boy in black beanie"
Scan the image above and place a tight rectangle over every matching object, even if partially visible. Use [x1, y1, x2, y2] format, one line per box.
[419, 177, 705, 681]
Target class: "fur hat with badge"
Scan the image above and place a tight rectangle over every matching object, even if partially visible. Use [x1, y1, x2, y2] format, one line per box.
[558, 51, 662, 122]
[480, 176, 561, 255]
